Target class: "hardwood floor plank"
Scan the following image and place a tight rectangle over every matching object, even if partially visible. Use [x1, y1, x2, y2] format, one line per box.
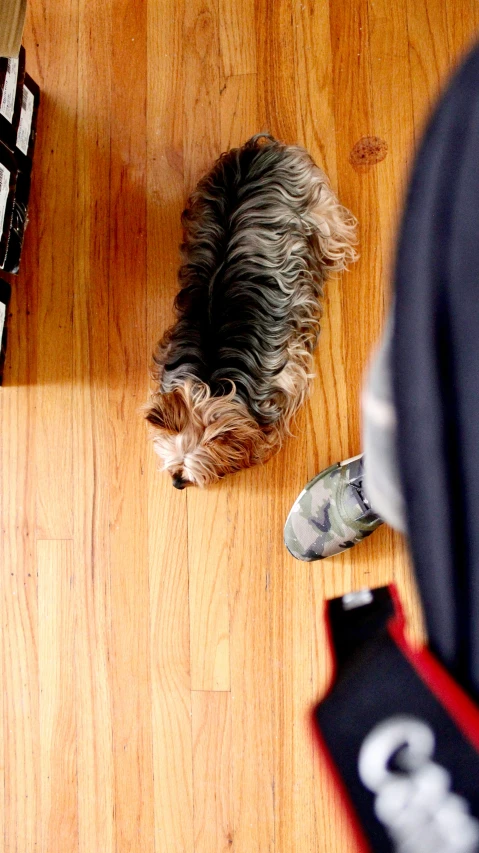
[227, 472, 275, 853]
[406, 0, 451, 138]
[183, 0, 221, 191]
[108, 1, 154, 849]
[189, 486, 231, 690]
[73, 4, 114, 852]
[294, 0, 338, 182]
[38, 540, 78, 853]
[2, 373, 39, 853]
[255, 0, 296, 141]
[148, 471, 194, 853]
[270, 541, 318, 853]
[147, 1, 195, 849]
[446, 0, 479, 63]
[220, 0, 256, 77]
[2, 13, 42, 852]
[220, 73, 259, 148]
[192, 692, 232, 853]
[33, 1, 78, 538]
[368, 0, 414, 276]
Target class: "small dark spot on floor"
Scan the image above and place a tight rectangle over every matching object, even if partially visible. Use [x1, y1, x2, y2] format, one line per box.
[349, 136, 388, 169]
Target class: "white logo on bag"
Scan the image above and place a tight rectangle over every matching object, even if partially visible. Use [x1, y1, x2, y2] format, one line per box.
[358, 715, 479, 852]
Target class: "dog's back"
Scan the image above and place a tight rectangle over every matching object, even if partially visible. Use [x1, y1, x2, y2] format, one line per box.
[155, 134, 357, 426]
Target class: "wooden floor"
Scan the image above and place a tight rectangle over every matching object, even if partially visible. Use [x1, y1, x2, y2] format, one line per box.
[2, 1, 478, 851]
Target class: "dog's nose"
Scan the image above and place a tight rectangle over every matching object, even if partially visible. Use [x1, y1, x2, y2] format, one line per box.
[172, 474, 187, 490]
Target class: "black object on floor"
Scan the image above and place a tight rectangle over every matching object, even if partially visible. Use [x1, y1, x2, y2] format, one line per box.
[314, 586, 479, 853]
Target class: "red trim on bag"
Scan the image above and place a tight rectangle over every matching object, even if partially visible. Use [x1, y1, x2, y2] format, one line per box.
[388, 584, 479, 753]
[311, 583, 479, 852]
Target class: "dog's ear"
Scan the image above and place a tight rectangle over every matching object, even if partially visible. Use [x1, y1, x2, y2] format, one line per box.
[144, 389, 189, 433]
[311, 182, 358, 273]
[201, 402, 272, 469]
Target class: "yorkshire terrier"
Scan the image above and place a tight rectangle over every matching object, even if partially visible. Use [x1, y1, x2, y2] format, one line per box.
[145, 134, 357, 488]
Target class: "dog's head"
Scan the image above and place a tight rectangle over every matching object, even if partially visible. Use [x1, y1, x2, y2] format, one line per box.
[145, 381, 270, 488]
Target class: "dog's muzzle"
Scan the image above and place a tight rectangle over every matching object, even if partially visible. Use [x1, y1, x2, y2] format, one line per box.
[172, 474, 188, 490]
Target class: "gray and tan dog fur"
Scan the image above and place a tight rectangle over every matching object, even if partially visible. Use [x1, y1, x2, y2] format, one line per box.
[145, 134, 358, 488]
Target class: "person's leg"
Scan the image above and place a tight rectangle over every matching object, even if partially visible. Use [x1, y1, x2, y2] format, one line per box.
[284, 308, 406, 561]
[362, 311, 406, 534]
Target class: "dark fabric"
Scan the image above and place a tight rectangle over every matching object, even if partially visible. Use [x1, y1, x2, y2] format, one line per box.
[315, 587, 479, 853]
[328, 587, 395, 668]
[393, 44, 479, 699]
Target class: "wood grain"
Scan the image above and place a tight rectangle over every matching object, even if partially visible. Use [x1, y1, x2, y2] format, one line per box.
[293, 0, 338, 183]
[446, 0, 479, 61]
[220, 73, 259, 149]
[228, 470, 275, 853]
[38, 540, 77, 853]
[108, 1, 154, 850]
[33, 0, 77, 538]
[73, 2, 114, 851]
[148, 469, 194, 853]
[406, 0, 451, 138]
[192, 692, 232, 853]
[255, 0, 297, 141]
[2, 311, 39, 853]
[183, 0, 221, 191]
[189, 485, 231, 690]
[1, 2, 476, 852]
[2, 13, 41, 851]
[220, 0, 256, 77]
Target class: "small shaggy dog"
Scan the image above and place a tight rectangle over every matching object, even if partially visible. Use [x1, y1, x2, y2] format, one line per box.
[145, 134, 357, 488]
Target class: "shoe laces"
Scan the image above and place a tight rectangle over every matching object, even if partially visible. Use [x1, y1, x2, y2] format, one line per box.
[336, 465, 380, 530]
[350, 474, 371, 513]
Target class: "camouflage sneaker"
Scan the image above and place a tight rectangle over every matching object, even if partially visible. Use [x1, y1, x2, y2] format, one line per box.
[284, 454, 383, 561]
